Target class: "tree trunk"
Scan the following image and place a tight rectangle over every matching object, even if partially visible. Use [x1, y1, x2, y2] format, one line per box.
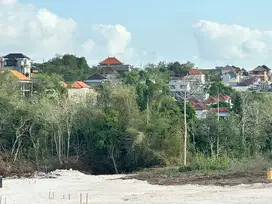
[13, 140, 22, 163]
[109, 144, 118, 174]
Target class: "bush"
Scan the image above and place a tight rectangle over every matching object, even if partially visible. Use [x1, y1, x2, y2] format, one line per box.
[179, 153, 231, 172]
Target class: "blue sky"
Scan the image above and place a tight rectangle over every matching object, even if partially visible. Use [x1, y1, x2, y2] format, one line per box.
[1, 0, 272, 68]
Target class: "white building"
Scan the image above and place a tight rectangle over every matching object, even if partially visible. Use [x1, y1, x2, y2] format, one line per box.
[169, 69, 207, 101]
[3, 53, 32, 78]
[68, 81, 96, 102]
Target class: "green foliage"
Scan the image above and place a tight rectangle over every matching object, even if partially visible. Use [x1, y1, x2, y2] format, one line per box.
[189, 153, 231, 171]
[1, 59, 272, 175]
[35, 54, 95, 82]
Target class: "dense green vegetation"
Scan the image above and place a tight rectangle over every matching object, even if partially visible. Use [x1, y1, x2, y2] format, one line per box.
[34, 54, 97, 82]
[0, 57, 272, 175]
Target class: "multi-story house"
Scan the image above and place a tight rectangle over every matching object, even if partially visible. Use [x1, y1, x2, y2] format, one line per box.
[98, 57, 131, 75]
[249, 65, 271, 81]
[85, 57, 131, 87]
[9, 70, 33, 97]
[85, 73, 108, 87]
[3, 53, 32, 78]
[169, 69, 207, 100]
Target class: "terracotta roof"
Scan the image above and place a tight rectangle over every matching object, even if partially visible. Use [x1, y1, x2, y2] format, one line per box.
[71, 81, 89, 88]
[99, 57, 123, 65]
[214, 107, 229, 113]
[9, 70, 29, 81]
[189, 69, 204, 75]
[204, 95, 231, 104]
[189, 98, 207, 110]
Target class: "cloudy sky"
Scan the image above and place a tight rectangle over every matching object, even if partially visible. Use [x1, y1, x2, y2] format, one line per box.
[1, 0, 272, 68]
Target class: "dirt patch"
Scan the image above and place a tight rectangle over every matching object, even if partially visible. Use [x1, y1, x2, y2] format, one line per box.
[130, 168, 272, 186]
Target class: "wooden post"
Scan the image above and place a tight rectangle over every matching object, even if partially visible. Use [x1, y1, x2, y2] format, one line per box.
[0, 176, 2, 188]
[86, 193, 88, 204]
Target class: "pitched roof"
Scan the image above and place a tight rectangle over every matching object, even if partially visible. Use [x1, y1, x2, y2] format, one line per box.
[71, 81, 89, 88]
[9, 70, 29, 81]
[188, 97, 207, 110]
[204, 95, 231, 104]
[214, 107, 229, 113]
[251, 65, 271, 72]
[189, 69, 204, 75]
[87, 73, 107, 80]
[99, 57, 123, 65]
[238, 76, 260, 86]
[4, 53, 30, 59]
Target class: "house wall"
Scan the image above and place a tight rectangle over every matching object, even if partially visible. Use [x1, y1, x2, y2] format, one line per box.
[219, 112, 230, 117]
[250, 71, 269, 81]
[98, 64, 131, 72]
[195, 110, 207, 119]
[85, 79, 104, 87]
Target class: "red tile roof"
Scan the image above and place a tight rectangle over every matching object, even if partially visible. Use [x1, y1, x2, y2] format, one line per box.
[214, 107, 229, 113]
[189, 69, 204, 75]
[9, 70, 29, 81]
[189, 98, 207, 110]
[61, 82, 68, 87]
[99, 57, 123, 65]
[204, 95, 231, 104]
[71, 81, 89, 88]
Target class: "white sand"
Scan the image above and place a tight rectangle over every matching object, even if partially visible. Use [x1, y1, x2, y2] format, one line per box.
[0, 169, 272, 204]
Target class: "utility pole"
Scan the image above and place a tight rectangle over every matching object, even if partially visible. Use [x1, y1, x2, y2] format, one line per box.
[216, 87, 220, 158]
[146, 93, 150, 127]
[183, 90, 187, 166]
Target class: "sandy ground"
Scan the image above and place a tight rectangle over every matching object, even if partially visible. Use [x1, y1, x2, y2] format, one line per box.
[0, 170, 272, 204]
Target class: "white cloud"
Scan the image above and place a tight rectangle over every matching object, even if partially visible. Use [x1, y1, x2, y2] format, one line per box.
[0, 4, 77, 61]
[0, 0, 16, 4]
[91, 24, 131, 56]
[82, 24, 155, 66]
[0, 3, 155, 65]
[193, 20, 272, 65]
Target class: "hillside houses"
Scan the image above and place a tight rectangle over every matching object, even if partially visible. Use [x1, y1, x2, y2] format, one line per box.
[85, 57, 131, 87]
[169, 68, 207, 100]
[189, 95, 232, 119]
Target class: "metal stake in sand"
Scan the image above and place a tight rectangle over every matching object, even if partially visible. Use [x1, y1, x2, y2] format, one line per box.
[80, 193, 82, 204]
[86, 193, 88, 204]
[267, 168, 272, 179]
[0, 176, 2, 188]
